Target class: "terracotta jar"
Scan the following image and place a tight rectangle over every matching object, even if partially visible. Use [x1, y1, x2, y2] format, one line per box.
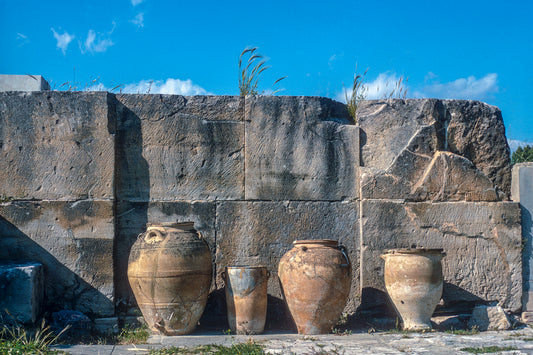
[381, 248, 445, 330]
[223, 266, 269, 334]
[127, 222, 212, 335]
[278, 239, 351, 334]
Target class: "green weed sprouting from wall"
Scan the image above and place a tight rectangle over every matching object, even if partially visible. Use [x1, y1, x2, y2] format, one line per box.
[238, 47, 286, 96]
[380, 76, 409, 100]
[344, 65, 368, 123]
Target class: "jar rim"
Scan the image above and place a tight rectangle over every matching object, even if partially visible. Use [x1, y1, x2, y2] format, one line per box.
[382, 248, 445, 255]
[293, 239, 338, 246]
[146, 221, 195, 229]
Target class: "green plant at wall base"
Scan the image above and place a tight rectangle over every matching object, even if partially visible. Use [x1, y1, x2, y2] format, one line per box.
[117, 324, 150, 344]
[149, 340, 266, 354]
[238, 47, 286, 96]
[344, 65, 368, 123]
[0, 320, 69, 354]
[460, 346, 518, 353]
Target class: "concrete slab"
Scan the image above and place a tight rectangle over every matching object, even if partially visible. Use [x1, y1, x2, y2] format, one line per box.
[0, 74, 50, 91]
[0, 261, 43, 324]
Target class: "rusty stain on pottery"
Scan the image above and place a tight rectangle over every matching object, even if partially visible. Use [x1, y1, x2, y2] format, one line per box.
[381, 248, 445, 331]
[278, 239, 351, 334]
[224, 266, 269, 334]
[127, 222, 212, 335]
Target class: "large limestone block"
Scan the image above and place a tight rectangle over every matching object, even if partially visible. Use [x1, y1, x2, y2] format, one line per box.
[445, 100, 511, 195]
[0, 201, 115, 316]
[0, 261, 43, 324]
[360, 200, 522, 312]
[114, 201, 216, 310]
[358, 99, 446, 170]
[512, 162, 533, 312]
[216, 201, 360, 314]
[115, 94, 244, 201]
[357, 99, 510, 201]
[0, 91, 115, 200]
[245, 96, 358, 201]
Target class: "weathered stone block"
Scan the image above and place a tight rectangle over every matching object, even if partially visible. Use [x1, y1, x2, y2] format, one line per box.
[468, 305, 511, 331]
[245, 96, 358, 201]
[445, 100, 511, 195]
[0, 261, 43, 324]
[0, 74, 50, 92]
[0, 200, 114, 316]
[114, 201, 216, 309]
[0, 91, 115, 200]
[357, 99, 510, 201]
[216, 201, 360, 314]
[115, 94, 244, 201]
[360, 200, 522, 312]
[512, 162, 533, 313]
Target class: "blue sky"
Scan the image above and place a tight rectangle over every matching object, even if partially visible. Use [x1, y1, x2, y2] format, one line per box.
[1, 0, 532, 146]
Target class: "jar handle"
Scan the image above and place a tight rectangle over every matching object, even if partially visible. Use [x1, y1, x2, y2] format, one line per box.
[144, 229, 165, 244]
[339, 245, 350, 267]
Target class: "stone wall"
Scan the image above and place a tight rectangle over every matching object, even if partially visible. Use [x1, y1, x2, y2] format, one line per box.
[0, 92, 521, 326]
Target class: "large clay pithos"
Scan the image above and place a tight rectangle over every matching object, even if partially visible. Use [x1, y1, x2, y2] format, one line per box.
[127, 222, 212, 335]
[278, 239, 351, 334]
[224, 266, 269, 334]
[381, 248, 445, 330]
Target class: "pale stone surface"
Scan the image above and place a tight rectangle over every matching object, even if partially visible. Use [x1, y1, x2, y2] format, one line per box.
[410, 151, 500, 202]
[114, 201, 216, 311]
[245, 96, 358, 201]
[0, 261, 43, 324]
[0, 91, 115, 200]
[357, 99, 510, 201]
[0, 201, 115, 316]
[0, 74, 50, 91]
[216, 201, 360, 315]
[468, 305, 511, 331]
[360, 201, 522, 312]
[115, 94, 244, 201]
[512, 163, 533, 312]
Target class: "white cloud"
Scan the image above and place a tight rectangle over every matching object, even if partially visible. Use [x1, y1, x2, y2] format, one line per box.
[336, 72, 409, 102]
[81, 22, 115, 53]
[16, 33, 29, 46]
[51, 28, 74, 55]
[88, 78, 209, 95]
[131, 13, 144, 27]
[414, 73, 498, 101]
[508, 139, 533, 152]
[131, 0, 144, 5]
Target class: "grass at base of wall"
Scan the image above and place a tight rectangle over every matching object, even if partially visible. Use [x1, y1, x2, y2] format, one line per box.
[460, 346, 518, 353]
[0, 321, 69, 355]
[149, 340, 265, 355]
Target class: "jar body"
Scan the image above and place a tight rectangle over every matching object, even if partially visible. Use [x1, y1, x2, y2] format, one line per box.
[381, 249, 445, 330]
[128, 222, 212, 335]
[224, 266, 269, 334]
[278, 239, 351, 334]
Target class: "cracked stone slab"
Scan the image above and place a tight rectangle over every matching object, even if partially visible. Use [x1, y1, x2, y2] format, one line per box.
[358, 99, 511, 201]
[115, 94, 245, 201]
[0, 91, 115, 200]
[216, 201, 360, 320]
[245, 96, 358, 201]
[0, 200, 115, 316]
[360, 200, 522, 312]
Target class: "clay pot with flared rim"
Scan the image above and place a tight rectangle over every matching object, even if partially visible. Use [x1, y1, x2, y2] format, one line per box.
[381, 248, 445, 331]
[223, 266, 269, 334]
[278, 239, 351, 334]
[127, 222, 212, 335]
